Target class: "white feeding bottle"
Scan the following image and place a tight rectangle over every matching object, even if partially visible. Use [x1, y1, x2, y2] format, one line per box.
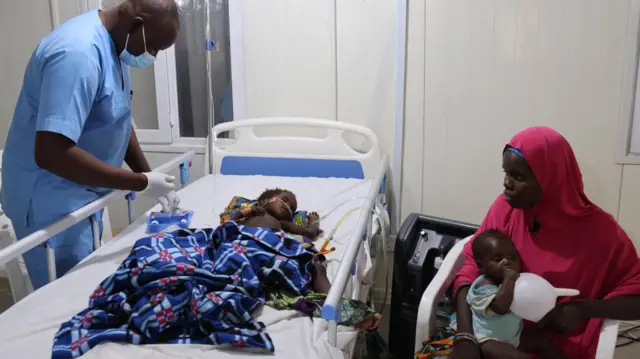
[509, 273, 580, 322]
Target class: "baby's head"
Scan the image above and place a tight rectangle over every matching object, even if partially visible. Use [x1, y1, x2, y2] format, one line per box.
[472, 229, 521, 282]
[257, 188, 297, 221]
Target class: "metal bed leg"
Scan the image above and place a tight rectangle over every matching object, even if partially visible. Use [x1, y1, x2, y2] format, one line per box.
[45, 241, 56, 283]
[328, 320, 338, 347]
[125, 192, 135, 225]
[90, 214, 100, 250]
[322, 300, 342, 347]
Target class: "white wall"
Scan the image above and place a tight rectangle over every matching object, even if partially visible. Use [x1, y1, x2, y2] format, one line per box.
[0, 1, 55, 148]
[401, 0, 640, 251]
[0, 0, 89, 146]
[241, 0, 337, 120]
[6, 0, 640, 253]
[239, 0, 397, 160]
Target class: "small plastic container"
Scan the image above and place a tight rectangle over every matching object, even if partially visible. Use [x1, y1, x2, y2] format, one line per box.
[510, 273, 580, 322]
[146, 210, 194, 234]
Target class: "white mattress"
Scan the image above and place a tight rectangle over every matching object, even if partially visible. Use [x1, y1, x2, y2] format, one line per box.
[0, 174, 378, 359]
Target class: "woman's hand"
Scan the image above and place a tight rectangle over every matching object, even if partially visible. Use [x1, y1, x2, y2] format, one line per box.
[537, 300, 586, 334]
[450, 340, 481, 359]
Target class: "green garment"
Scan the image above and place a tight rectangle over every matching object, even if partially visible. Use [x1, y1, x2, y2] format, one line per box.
[266, 290, 377, 326]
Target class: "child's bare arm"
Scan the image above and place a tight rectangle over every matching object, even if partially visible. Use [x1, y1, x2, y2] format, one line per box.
[489, 277, 516, 314]
[489, 268, 519, 315]
[280, 221, 319, 238]
[312, 257, 331, 293]
[231, 210, 248, 221]
[232, 205, 264, 220]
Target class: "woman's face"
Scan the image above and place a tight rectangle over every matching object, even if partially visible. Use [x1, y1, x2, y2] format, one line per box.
[502, 150, 542, 209]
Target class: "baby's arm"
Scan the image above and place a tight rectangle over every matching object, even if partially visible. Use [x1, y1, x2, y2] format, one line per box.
[489, 269, 519, 315]
[232, 205, 264, 220]
[281, 221, 320, 238]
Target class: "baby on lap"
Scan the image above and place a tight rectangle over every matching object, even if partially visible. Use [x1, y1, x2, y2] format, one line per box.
[467, 229, 565, 359]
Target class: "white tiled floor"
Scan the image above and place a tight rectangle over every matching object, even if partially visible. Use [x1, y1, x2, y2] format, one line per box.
[0, 279, 638, 358]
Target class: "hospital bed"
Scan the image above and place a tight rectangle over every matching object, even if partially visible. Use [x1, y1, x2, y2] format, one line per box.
[414, 236, 619, 359]
[0, 118, 390, 359]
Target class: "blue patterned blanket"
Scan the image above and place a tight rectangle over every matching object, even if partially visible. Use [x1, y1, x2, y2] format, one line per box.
[52, 221, 315, 358]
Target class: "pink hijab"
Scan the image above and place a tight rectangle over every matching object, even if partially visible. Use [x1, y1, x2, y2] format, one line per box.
[454, 127, 640, 358]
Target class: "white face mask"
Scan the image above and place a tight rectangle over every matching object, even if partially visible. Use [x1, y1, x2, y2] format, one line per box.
[119, 20, 155, 68]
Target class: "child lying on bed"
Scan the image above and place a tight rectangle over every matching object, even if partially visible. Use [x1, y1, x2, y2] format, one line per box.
[223, 188, 322, 239]
[54, 219, 379, 358]
[237, 197, 380, 331]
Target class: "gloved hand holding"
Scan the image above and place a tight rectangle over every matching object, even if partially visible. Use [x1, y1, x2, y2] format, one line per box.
[140, 172, 175, 198]
[158, 191, 180, 213]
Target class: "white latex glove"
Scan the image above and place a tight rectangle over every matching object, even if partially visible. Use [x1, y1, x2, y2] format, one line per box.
[158, 191, 180, 213]
[141, 172, 175, 199]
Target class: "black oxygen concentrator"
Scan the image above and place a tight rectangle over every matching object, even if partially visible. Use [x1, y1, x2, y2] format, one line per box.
[388, 213, 478, 359]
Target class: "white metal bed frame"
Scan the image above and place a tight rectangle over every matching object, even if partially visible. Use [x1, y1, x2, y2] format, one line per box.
[207, 118, 389, 347]
[0, 117, 389, 351]
[0, 150, 196, 284]
[415, 236, 620, 359]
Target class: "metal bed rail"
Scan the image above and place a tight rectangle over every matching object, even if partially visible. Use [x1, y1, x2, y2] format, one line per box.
[0, 151, 196, 283]
[322, 154, 389, 346]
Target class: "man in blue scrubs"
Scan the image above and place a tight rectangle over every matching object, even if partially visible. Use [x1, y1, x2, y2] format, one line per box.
[1, 0, 181, 289]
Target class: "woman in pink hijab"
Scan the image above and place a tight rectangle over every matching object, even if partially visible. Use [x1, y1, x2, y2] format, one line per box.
[451, 127, 640, 358]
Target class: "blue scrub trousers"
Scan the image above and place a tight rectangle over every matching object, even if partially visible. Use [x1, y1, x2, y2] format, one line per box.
[12, 210, 103, 290]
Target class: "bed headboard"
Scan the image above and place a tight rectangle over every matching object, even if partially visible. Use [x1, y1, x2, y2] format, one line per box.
[205, 118, 382, 180]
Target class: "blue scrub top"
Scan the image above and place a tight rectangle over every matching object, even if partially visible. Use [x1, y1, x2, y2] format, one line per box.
[1, 10, 132, 227]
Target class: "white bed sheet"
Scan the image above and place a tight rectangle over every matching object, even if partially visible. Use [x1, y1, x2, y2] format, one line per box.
[0, 174, 378, 359]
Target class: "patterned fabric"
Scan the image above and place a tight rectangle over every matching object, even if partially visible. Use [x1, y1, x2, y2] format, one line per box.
[415, 314, 457, 359]
[292, 210, 311, 227]
[52, 221, 315, 359]
[266, 290, 377, 326]
[219, 196, 255, 224]
[219, 196, 311, 227]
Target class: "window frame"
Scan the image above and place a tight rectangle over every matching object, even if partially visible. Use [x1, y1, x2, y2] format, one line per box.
[84, 0, 246, 152]
[615, 0, 640, 165]
[148, 0, 247, 152]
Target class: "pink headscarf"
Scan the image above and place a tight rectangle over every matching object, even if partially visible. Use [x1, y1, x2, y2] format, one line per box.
[454, 127, 640, 358]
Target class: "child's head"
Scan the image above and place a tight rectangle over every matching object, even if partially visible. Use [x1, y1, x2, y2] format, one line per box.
[472, 229, 521, 282]
[257, 188, 297, 221]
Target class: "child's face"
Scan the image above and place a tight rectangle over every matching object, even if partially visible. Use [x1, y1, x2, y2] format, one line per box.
[265, 195, 294, 221]
[279, 192, 298, 213]
[477, 236, 521, 281]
